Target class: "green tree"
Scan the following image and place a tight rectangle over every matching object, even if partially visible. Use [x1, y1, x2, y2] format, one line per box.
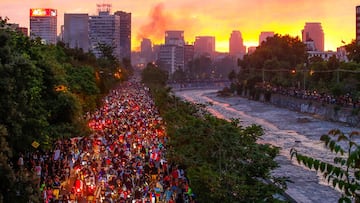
[142, 73, 288, 202]
[237, 34, 307, 89]
[0, 125, 40, 203]
[172, 68, 187, 82]
[291, 129, 360, 203]
[345, 40, 360, 63]
[141, 62, 168, 87]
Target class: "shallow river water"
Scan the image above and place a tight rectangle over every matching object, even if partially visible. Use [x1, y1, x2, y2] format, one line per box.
[175, 89, 360, 203]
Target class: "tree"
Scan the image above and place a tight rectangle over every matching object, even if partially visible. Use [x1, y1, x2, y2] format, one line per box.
[144, 77, 288, 202]
[172, 68, 187, 82]
[291, 129, 360, 203]
[345, 40, 360, 63]
[141, 62, 168, 87]
[0, 125, 40, 203]
[236, 34, 307, 89]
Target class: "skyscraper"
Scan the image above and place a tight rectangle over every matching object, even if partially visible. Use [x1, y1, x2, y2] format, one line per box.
[184, 44, 194, 71]
[194, 36, 215, 58]
[229, 31, 246, 57]
[63, 13, 89, 51]
[302, 22, 324, 51]
[114, 11, 131, 60]
[356, 6, 360, 42]
[89, 4, 121, 60]
[165, 30, 184, 46]
[140, 38, 153, 63]
[259, 31, 274, 45]
[30, 8, 57, 44]
[157, 30, 185, 74]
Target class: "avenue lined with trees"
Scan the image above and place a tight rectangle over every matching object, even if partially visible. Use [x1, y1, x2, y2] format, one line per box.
[0, 17, 130, 202]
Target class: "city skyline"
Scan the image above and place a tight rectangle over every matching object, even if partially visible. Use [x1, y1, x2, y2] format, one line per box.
[0, 0, 358, 52]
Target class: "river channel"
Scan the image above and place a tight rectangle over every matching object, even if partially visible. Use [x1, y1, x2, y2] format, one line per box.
[175, 89, 360, 203]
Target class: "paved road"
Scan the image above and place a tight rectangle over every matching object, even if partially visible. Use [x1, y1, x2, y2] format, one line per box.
[175, 89, 360, 203]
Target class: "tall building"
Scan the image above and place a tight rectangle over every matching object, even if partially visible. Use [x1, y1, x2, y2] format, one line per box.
[89, 4, 121, 60]
[356, 6, 360, 42]
[259, 31, 274, 45]
[114, 11, 131, 60]
[158, 45, 184, 74]
[140, 38, 153, 63]
[302, 22, 324, 51]
[63, 13, 89, 51]
[194, 36, 215, 58]
[30, 8, 57, 44]
[184, 44, 194, 71]
[229, 31, 246, 58]
[165, 30, 184, 46]
[157, 30, 185, 74]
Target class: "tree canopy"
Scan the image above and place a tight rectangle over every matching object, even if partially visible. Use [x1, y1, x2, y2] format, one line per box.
[141, 67, 289, 202]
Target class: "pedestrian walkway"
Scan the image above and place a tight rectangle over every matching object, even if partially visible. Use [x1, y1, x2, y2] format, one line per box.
[65, 78, 194, 202]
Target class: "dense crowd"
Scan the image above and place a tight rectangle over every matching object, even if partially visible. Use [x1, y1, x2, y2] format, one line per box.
[16, 78, 195, 203]
[258, 84, 360, 108]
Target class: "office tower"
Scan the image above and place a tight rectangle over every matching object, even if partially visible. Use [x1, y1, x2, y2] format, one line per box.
[184, 44, 194, 71]
[165, 30, 185, 46]
[63, 13, 89, 51]
[302, 22, 324, 51]
[356, 6, 360, 42]
[140, 38, 153, 63]
[259, 31, 274, 45]
[157, 30, 185, 74]
[89, 4, 121, 60]
[194, 36, 215, 58]
[158, 44, 184, 74]
[229, 31, 246, 57]
[30, 8, 57, 44]
[114, 11, 131, 60]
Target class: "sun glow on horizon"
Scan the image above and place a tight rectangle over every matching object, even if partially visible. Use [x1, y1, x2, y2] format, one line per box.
[1, 0, 357, 54]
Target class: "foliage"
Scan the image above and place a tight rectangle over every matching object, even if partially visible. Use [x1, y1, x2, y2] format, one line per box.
[0, 125, 40, 203]
[142, 68, 288, 202]
[236, 34, 307, 93]
[0, 17, 130, 201]
[290, 129, 360, 202]
[187, 54, 213, 80]
[141, 62, 168, 87]
[345, 40, 360, 63]
[0, 18, 121, 151]
[172, 68, 187, 82]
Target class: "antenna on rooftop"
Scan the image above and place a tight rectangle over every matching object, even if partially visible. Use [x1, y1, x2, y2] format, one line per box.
[97, 2, 112, 13]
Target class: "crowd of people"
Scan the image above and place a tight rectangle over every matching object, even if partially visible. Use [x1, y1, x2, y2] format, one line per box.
[257, 84, 360, 109]
[16, 77, 195, 203]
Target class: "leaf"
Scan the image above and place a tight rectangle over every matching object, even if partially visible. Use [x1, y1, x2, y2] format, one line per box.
[327, 164, 334, 174]
[320, 162, 326, 172]
[313, 160, 320, 170]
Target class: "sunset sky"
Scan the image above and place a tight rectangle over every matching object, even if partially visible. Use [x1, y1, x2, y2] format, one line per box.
[0, 0, 359, 52]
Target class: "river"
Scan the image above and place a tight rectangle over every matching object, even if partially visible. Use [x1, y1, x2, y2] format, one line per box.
[175, 89, 360, 203]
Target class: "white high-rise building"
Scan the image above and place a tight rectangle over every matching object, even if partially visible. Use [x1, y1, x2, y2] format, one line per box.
[89, 4, 121, 60]
[30, 8, 57, 44]
[157, 30, 185, 74]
